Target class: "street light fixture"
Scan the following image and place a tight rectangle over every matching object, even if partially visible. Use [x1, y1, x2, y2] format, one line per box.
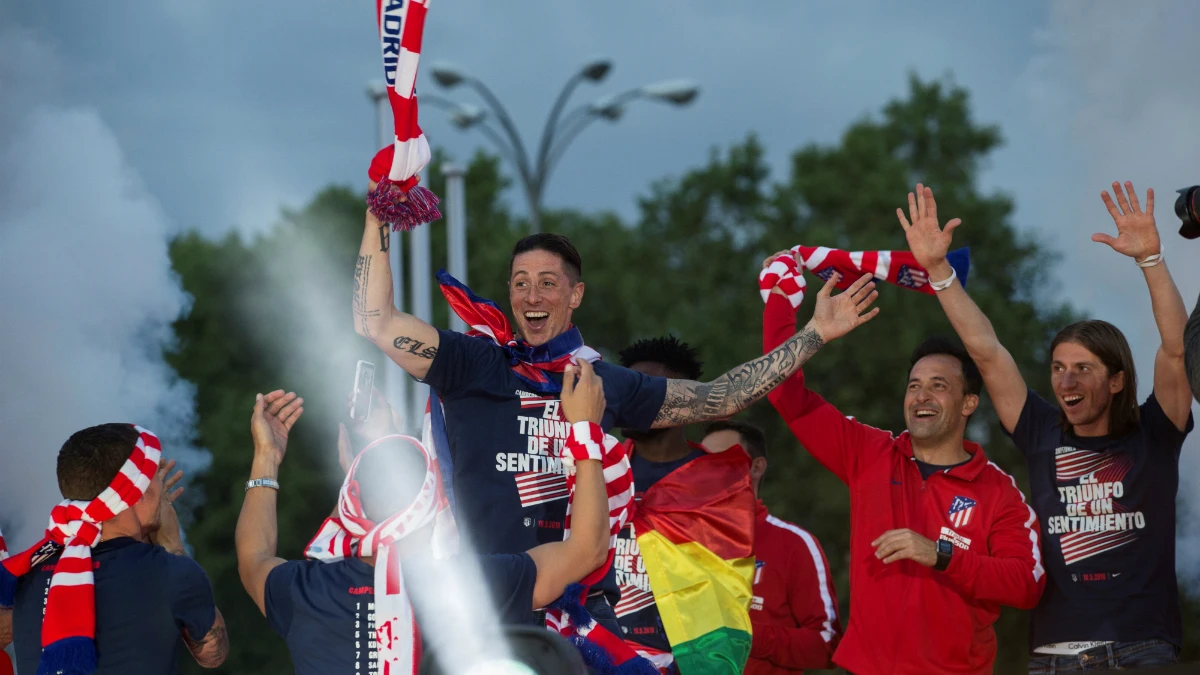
[426, 58, 699, 233]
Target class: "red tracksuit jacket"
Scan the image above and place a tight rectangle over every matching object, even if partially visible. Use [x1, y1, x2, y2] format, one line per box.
[764, 294, 1045, 675]
[746, 502, 841, 675]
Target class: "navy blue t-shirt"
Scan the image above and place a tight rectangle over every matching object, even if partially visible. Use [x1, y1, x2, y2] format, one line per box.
[12, 537, 216, 675]
[422, 328, 668, 600]
[1008, 389, 1193, 648]
[614, 445, 705, 653]
[265, 552, 537, 675]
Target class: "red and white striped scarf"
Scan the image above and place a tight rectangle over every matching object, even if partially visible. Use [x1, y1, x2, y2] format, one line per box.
[546, 423, 656, 674]
[306, 434, 457, 675]
[0, 426, 162, 675]
[759, 245, 971, 309]
[366, 0, 442, 231]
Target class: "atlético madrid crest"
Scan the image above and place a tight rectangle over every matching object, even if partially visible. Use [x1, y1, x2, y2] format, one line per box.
[948, 495, 977, 528]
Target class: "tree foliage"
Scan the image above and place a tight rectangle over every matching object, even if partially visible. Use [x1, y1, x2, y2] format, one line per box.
[167, 76, 1195, 674]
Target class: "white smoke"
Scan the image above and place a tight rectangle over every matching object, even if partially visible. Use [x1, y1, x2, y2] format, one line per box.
[0, 28, 204, 548]
[1018, 1, 1200, 585]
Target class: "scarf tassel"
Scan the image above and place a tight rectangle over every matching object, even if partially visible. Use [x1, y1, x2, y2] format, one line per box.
[36, 636, 96, 675]
[0, 562, 17, 607]
[368, 178, 442, 231]
[549, 583, 591, 627]
[549, 585, 658, 675]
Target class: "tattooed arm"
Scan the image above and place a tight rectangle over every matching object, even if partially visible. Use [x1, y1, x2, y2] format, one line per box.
[652, 272, 880, 428]
[354, 187, 442, 379]
[184, 609, 229, 668]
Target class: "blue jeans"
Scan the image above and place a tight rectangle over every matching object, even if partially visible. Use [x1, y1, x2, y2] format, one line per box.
[1028, 640, 1178, 673]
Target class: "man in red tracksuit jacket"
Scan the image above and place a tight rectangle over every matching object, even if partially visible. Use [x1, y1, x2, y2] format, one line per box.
[762, 272, 1045, 675]
[703, 421, 841, 674]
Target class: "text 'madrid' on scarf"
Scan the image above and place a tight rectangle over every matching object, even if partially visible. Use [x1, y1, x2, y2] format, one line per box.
[0, 426, 162, 675]
[628, 443, 757, 675]
[759, 246, 971, 310]
[306, 433, 459, 675]
[365, 0, 441, 230]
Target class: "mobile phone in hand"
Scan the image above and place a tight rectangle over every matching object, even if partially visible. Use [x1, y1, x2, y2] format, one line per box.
[349, 360, 375, 422]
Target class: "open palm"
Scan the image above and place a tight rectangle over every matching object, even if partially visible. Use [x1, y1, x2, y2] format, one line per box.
[251, 390, 304, 463]
[810, 272, 881, 342]
[1095, 181, 1160, 261]
[896, 184, 961, 270]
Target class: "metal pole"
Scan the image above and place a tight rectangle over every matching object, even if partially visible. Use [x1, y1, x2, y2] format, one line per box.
[408, 209, 432, 433]
[444, 163, 468, 333]
[372, 89, 411, 434]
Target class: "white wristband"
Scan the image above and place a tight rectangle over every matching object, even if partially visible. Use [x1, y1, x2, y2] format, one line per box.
[246, 478, 280, 491]
[929, 267, 957, 292]
[1136, 250, 1163, 268]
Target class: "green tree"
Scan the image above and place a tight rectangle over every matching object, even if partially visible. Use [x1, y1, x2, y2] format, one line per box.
[169, 76, 1200, 674]
[602, 75, 1078, 673]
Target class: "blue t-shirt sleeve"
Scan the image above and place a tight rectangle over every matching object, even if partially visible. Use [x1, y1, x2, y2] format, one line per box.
[1005, 388, 1061, 457]
[477, 553, 537, 623]
[165, 553, 217, 641]
[422, 329, 506, 398]
[1140, 393, 1194, 456]
[264, 561, 303, 639]
[594, 362, 668, 432]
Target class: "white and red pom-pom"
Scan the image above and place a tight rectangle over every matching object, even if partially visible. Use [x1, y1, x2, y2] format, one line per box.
[367, 145, 442, 231]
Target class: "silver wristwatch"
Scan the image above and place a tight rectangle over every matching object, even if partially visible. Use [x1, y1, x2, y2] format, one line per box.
[245, 478, 281, 491]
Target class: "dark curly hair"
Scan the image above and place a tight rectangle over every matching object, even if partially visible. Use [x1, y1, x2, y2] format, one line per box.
[619, 335, 704, 380]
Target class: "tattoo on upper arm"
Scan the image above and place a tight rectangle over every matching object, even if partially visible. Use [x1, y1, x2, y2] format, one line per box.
[379, 224, 391, 253]
[185, 616, 229, 667]
[353, 255, 375, 337]
[654, 326, 823, 427]
[393, 335, 438, 359]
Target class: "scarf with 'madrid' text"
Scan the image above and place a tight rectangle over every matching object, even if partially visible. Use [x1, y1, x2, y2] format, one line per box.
[0, 426, 162, 675]
[366, 0, 442, 230]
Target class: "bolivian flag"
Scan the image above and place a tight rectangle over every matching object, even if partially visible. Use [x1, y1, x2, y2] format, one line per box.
[634, 446, 757, 675]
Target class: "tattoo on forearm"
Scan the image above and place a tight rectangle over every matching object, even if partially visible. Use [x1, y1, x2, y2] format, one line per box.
[353, 255, 374, 337]
[393, 335, 438, 359]
[653, 326, 823, 427]
[379, 224, 391, 253]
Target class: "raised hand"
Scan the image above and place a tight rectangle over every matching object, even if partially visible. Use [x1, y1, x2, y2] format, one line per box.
[896, 183, 961, 270]
[1094, 181, 1160, 261]
[348, 387, 397, 443]
[150, 459, 186, 554]
[162, 458, 185, 504]
[560, 360, 605, 425]
[251, 390, 304, 465]
[809, 272, 881, 343]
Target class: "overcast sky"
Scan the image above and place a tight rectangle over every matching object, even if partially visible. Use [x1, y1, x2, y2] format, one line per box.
[4, 0, 1200, 566]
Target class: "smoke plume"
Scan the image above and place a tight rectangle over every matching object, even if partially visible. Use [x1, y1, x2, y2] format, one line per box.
[0, 27, 204, 548]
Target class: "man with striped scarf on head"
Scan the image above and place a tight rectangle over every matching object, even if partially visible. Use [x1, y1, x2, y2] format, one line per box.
[2, 425, 226, 675]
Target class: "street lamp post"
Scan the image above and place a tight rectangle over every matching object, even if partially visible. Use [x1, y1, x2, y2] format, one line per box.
[426, 59, 699, 233]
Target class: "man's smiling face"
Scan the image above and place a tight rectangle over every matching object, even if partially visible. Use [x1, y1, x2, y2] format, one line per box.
[508, 249, 584, 346]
